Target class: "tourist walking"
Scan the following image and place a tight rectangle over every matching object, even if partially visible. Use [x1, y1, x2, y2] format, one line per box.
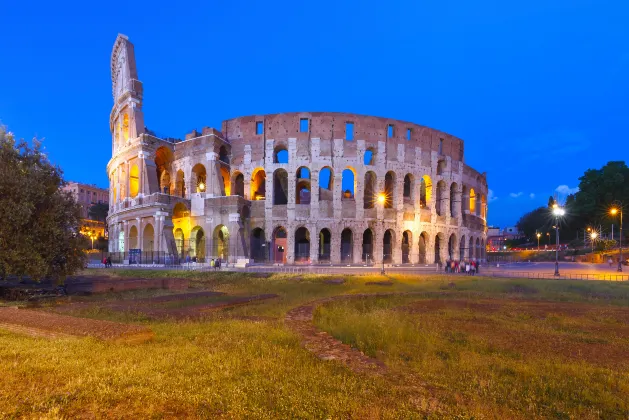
[465, 262, 470, 275]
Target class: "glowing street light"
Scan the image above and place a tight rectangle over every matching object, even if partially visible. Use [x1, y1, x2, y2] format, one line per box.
[198, 182, 206, 192]
[552, 204, 565, 276]
[610, 203, 623, 272]
[536, 232, 541, 250]
[590, 231, 598, 252]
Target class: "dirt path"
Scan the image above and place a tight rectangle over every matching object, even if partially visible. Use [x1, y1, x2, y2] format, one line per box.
[0, 307, 153, 343]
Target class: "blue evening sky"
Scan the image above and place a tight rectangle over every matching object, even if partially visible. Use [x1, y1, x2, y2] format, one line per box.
[1, 0, 627, 227]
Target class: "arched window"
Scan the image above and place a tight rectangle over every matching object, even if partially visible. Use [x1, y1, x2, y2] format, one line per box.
[420, 175, 432, 208]
[143, 224, 154, 252]
[129, 164, 140, 198]
[363, 171, 377, 209]
[176, 170, 186, 198]
[450, 182, 458, 217]
[192, 164, 207, 193]
[364, 148, 375, 165]
[435, 180, 446, 216]
[470, 188, 476, 214]
[296, 167, 311, 204]
[220, 167, 230, 196]
[403, 174, 414, 202]
[121, 114, 129, 142]
[319, 167, 333, 201]
[232, 172, 245, 197]
[342, 168, 355, 199]
[251, 168, 266, 200]
[318, 229, 331, 261]
[384, 171, 396, 209]
[218, 145, 230, 164]
[273, 169, 288, 205]
[274, 146, 288, 164]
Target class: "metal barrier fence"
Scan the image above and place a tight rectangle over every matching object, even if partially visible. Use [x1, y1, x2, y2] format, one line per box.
[481, 270, 629, 281]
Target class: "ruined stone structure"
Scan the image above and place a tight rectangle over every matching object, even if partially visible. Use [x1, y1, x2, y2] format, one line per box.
[106, 34, 488, 265]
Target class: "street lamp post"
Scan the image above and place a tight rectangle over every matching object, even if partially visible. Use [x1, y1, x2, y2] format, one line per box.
[378, 193, 386, 275]
[536, 232, 541, 250]
[590, 231, 597, 253]
[552, 204, 565, 276]
[611, 203, 623, 272]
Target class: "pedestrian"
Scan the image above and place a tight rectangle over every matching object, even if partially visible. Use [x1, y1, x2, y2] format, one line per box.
[609, 258, 613, 267]
[102, 256, 107, 267]
[106, 256, 111, 267]
[465, 262, 470, 275]
[216, 258, 221, 270]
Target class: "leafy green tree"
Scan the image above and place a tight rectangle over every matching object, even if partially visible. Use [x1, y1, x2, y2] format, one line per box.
[0, 126, 86, 282]
[88, 202, 109, 222]
[516, 207, 553, 241]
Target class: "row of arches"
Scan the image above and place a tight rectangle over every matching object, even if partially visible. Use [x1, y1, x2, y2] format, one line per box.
[252, 226, 486, 264]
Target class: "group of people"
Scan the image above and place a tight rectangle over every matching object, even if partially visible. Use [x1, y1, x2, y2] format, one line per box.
[101, 256, 112, 267]
[209, 258, 222, 270]
[443, 259, 479, 275]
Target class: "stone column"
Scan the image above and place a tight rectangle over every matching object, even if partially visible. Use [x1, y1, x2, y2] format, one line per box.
[309, 225, 319, 264]
[352, 229, 362, 264]
[310, 169, 320, 220]
[286, 226, 295, 264]
[330, 228, 341, 265]
[136, 217, 143, 252]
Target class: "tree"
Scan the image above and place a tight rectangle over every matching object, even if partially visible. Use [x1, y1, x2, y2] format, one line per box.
[0, 126, 86, 283]
[516, 206, 553, 241]
[88, 202, 109, 222]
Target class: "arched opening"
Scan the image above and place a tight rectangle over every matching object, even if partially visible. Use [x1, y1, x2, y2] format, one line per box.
[274, 146, 288, 164]
[173, 202, 189, 219]
[155, 146, 174, 195]
[192, 164, 207, 193]
[129, 164, 140, 198]
[363, 171, 377, 209]
[342, 168, 356, 199]
[362, 228, 374, 262]
[420, 175, 432, 208]
[383, 229, 394, 263]
[232, 172, 245, 197]
[218, 145, 230, 164]
[340, 228, 353, 262]
[273, 226, 287, 264]
[460, 235, 466, 261]
[294, 227, 310, 262]
[384, 172, 395, 209]
[251, 168, 266, 200]
[470, 188, 476, 215]
[318, 228, 331, 261]
[436, 180, 446, 216]
[250, 228, 266, 262]
[213, 225, 229, 261]
[402, 230, 411, 263]
[174, 228, 184, 259]
[176, 170, 186, 198]
[403, 174, 414, 202]
[129, 225, 138, 250]
[461, 185, 469, 215]
[418, 232, 428, 264]
[121, 113, 129, 142]
[476, 238, 481, 260]
[190, 226, 206, 262]
[450, 182, 458, 217]
[143, 224, 154, 253]
[113, 187, 117, 203]
[364, 148, 375, 165]
[273, 169, 288, 205]
[448, 234, 457, 260]
[481, 194, 487, 219]
[219, 166, 230, 196]
[296, 167, 311, 204]
[435, 233, 443, 264]
[469, 236, 474, 259]
[319, 167, 333, 201]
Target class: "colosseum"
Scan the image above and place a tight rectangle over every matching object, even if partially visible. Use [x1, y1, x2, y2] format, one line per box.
[106, 34, 488, 266]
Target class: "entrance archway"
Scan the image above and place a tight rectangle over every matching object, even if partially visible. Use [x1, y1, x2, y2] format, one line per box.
[362, 229, 374, 262]
[143, 224, 154, 253]
[191, 226, 206, 262]
[129, 225, 138, 249]
[383, 229, 394, 263]
[402, 230, 411, 263]
[250, 228, 266, 262]
[273, 227, 287, 264]
[448, 233, 457, 260]
[460, 235, 466, 262]
[318, 229, 331, 261]
[174, 228, 184, 259]
[340, 228, 353, 263]
[294, 227, 310, 262]
[435, 233, 444, 264]
[418, 232, 428, 264]
[213, 225, 229, 261]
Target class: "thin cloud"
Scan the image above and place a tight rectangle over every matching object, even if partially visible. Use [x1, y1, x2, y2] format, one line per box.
[555, 185, 579, 195]
[488, 189, 498, 202]
[529, 193, 535, 199]
[510, 192, 523, 198]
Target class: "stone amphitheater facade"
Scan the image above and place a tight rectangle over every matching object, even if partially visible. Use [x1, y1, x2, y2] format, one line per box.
[106, 34, 488, 265]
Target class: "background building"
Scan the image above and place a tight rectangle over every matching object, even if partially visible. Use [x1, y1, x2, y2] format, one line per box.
[106, 34, 488, 265]
[62, 181, 109, 238]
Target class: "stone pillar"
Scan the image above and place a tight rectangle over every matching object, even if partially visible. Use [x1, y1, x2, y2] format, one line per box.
[286, 226, 295, 264]
[392, 230, 402, 264]
[309, 226, 319, 264]
[136, 217, 143, 252]
[352, 230, 362, 264]
[330, 228, 341, 265]
[123, 220, 130, 253]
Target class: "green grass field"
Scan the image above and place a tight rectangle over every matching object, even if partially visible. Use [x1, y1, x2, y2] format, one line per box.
[1, 270, 629, 418]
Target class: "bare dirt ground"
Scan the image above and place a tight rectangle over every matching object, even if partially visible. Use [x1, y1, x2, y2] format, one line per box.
[0, 307, 153, 343]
